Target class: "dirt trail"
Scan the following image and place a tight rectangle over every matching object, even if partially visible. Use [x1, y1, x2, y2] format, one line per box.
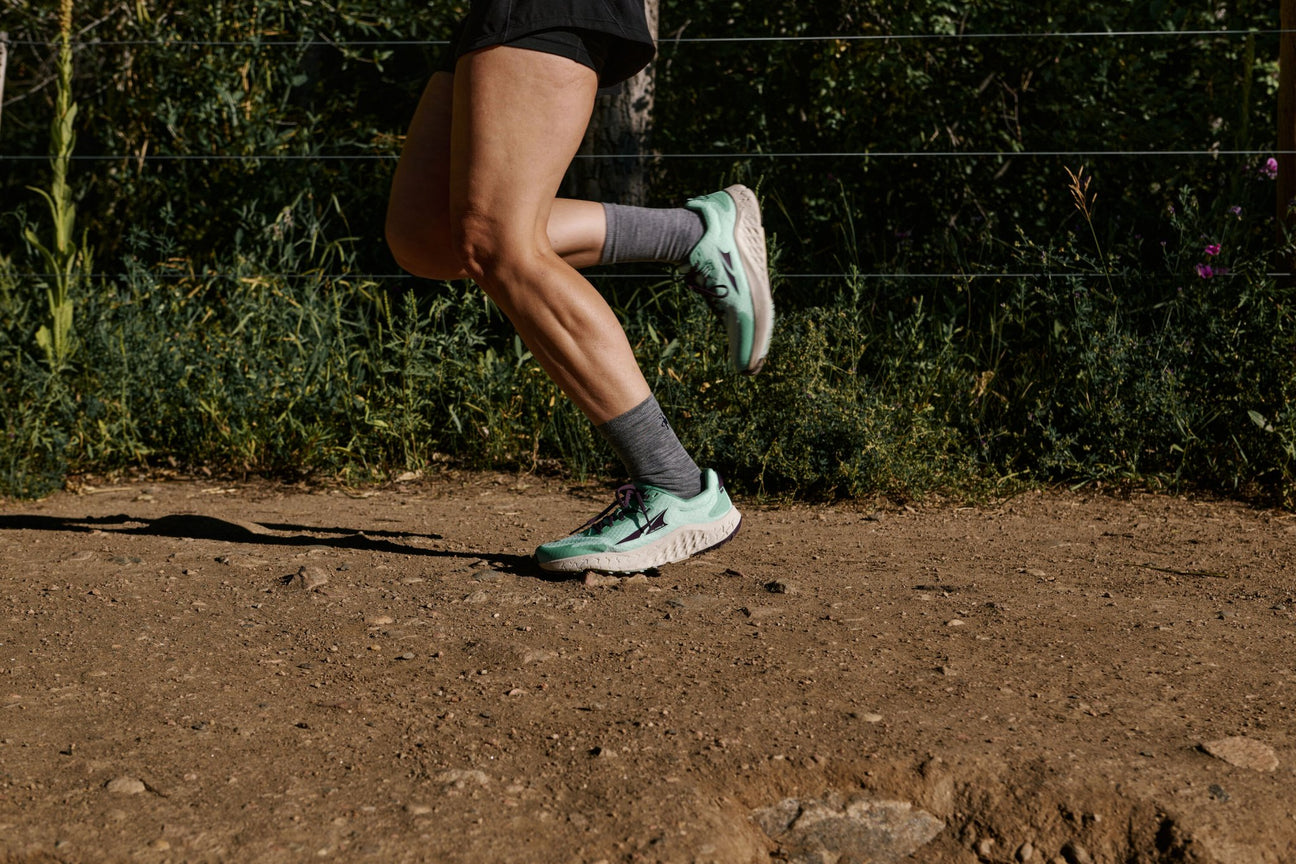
[1, 475, 1294, 863]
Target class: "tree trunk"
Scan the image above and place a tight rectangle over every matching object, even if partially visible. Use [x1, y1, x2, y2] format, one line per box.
[0, 33, 8, 136]
[566, 0, 659, 205]
[1280, 0, 1295, 274]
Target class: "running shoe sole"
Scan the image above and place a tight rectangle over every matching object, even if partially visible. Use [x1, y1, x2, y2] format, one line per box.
[726, 184, 774, 374]
[537, 507, 742, 574]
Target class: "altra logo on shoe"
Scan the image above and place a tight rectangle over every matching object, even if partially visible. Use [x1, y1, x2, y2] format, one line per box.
[618, 510, 669, 544]
[719, 250, 739, 294]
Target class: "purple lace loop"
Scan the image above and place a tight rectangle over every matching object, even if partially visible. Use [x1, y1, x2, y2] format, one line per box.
[684, 263, 730, 315]
[578, 483, 648, 534]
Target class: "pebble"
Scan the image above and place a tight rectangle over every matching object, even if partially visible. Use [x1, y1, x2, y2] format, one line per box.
[472, 569, 503, 583]
[105, 776, 146, 796]
[522, 649, 556, 664]
[859, 713, 884, 724]
[295, 566, 329, 591]
[1061, 841, 1093, 864]
[619, 574, 650, 589]
[67, 551, 94, 562]
[947, 619, 966, 627]
[434, 769, 489, 787]
[405, 803, 432, 816]
[463, 590, 490, 605]
[1017, 841, 1035, 862]
[765, 579, 795, 595]
[366, 615, 394, 627]
[1201, 736, 1279, 772]
[582, 572, 620, 588]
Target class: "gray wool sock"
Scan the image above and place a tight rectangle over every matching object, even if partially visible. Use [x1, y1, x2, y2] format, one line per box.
[600, 203, 705, 265]
[597, 394, 703, 499]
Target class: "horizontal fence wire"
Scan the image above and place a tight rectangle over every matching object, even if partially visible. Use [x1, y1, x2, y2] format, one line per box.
[4, 29, 1292, 47]
[2, 151, 1291, 161]
[2, 26, 1287, 286]
[2, 28, 1285, 162]
[9, 272, 1293, 282]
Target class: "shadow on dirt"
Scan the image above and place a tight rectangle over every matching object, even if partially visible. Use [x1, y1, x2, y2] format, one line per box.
[0, 513, 551, 580]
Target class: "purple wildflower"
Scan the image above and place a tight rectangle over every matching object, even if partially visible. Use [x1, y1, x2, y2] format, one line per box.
[1204, 244, 1221, 256]
[1263, 158, 1279, 180]
[1195, 263, 1214, 279]
[1229, 205, 1243, 217]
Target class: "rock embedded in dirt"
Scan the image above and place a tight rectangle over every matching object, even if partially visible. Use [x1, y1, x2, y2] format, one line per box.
[435, 769, 490, 788]
[294, 566, 329, 590]
[1201, 736, 1279, 772]
[105, 777, 146, 796]
[752, 796, 944, 864]
[582, 572, 620, 588]
[1061, 840, 1094, 864]
[765, 579, 795, 594]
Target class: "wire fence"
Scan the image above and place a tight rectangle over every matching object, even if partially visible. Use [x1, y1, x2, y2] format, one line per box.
[2, 25, 1289, 284]
[5, 28, 1292, 47]
[3, 150, 1294, 161]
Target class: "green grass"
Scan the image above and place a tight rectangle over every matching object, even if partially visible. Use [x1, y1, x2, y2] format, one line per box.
[3, 170, 1295, 505]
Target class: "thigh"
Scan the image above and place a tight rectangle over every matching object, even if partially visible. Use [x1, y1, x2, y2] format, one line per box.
[386, 72, 462, 278]
[450, 45, 598, 259]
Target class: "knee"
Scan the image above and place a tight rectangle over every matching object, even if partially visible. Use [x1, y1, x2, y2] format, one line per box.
[451, 211, 545, 290]
[385, 208, 463, 281]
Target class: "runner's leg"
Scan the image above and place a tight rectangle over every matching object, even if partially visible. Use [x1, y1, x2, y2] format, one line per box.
[386, 72, 608, 280]
[447, 44, 648, 423]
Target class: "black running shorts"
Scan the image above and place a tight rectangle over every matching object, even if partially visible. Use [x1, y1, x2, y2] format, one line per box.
[434, 0, 656, 88]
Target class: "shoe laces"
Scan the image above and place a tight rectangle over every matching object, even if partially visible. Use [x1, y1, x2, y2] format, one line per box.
[578, 483, 648, 534]
[683, 261, 731, 317]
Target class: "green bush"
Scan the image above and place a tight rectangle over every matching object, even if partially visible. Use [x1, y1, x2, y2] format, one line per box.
[3, 0, 1293, 504]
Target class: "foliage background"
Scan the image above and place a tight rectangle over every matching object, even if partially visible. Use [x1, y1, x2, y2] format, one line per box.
[1, 0, 1293, 503]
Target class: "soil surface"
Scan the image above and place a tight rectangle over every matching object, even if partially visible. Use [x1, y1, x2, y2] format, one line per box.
[1, 474, 1294, 864]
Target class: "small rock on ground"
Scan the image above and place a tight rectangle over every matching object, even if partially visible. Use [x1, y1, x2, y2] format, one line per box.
[105, 777, 146, 796]
[294, 566, 329, 590]
[1201, 736, 1279, 772]
[752, 796, 943, 864]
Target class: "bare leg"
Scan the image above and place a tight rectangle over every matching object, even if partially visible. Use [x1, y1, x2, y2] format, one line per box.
[448, 46, 650, 424]
[386, 72, 608, 280]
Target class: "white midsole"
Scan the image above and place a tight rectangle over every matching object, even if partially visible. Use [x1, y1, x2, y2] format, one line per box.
[538, 507, 742, 573]
[727, 184, 773, 370]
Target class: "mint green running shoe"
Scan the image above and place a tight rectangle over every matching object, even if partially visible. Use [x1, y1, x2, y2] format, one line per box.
[536, 469, 741, 573]
[684, 184, 774, 374]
